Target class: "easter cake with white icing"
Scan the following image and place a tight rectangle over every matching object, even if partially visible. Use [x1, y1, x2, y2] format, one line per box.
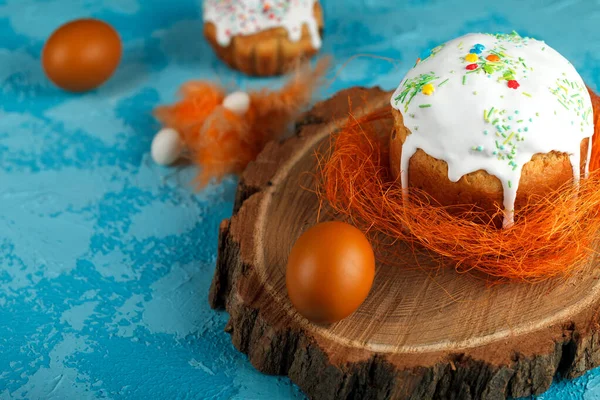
[389, 32, 594, 227]
[203, 0, 323, 76]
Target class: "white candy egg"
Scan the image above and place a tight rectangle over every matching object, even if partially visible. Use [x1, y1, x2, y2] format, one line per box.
[223, 91, 250, 115]
[151, 128, 183, 166]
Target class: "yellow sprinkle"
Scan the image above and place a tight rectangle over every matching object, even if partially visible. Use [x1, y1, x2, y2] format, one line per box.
[465, 53, 478, 62]
[421, 83, 435, 96]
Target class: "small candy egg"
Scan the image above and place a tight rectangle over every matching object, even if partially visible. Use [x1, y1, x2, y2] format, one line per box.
[465, 53, 478, 62]
[286, 221, 375, 325]
[507, 80, 520, 89]
[223, 91, 250, 115]
[486, 54, 500, 62]
[42, 19, 122, 92]
[151, 128, 183, 165]
[421, 83, 435, 95]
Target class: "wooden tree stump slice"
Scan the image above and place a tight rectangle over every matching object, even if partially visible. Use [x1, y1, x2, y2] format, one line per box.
[209, 87, 600, 400]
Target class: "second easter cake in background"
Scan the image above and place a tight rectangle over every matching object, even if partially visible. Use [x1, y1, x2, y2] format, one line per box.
[203, 0, 323, 76]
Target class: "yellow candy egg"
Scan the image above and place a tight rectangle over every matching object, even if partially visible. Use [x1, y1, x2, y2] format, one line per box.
[465, 53, 478, 62]
[422, 83, 435, 96]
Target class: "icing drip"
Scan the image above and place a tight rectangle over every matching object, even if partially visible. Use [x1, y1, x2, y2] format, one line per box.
[391, 32, 594, 228]
[203, 0, 322, 49]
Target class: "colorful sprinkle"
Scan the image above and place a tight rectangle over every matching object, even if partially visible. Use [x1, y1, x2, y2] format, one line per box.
[438, 78, 449, 87]
[465, 53, 478, 62]
[419, 104, 432, 108]
[522, 92, 532, 97]
[507, 80, 520, 89]
[421, 83, 435, 95]
[395, 73, 439, 111]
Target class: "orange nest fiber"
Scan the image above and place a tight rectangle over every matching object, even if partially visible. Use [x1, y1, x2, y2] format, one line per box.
[318, 90, 600, 282]
[154, 60, 328, 186]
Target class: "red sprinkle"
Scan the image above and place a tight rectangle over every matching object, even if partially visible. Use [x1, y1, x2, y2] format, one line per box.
[466, 63, 478, 70]
[507, 80, 520, 89]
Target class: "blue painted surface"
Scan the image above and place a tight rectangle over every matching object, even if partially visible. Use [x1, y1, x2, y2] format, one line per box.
[2, 0, 600, 399]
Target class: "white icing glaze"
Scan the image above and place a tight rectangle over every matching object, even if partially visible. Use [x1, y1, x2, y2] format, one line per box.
[203, 0, 321, 49]
[390, 32, 594, 227]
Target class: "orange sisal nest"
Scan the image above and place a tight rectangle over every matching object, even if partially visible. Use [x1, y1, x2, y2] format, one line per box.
[154, 59, 328, 186]
[317, 89, 600, 282]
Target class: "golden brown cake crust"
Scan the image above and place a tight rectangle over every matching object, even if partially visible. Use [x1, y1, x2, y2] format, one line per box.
[204, 3, 323, 77]
[389, 108, 589, 219]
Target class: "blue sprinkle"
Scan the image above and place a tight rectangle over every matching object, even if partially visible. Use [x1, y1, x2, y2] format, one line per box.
[508, 116, 513, 120]
[529, 118, 533, 122]
[515, 110, 519, 114]
[524, 127, 529, 132]
[518, 128, 522, 132]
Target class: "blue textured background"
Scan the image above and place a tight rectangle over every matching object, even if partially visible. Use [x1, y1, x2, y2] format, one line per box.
[2, 0, 600, 399]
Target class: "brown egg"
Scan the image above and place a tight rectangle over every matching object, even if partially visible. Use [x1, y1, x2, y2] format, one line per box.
[286, 221, 375, 325]
[42, 19, 122, 92]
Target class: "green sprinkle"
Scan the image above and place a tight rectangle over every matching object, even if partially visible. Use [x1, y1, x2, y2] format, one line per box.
[571, 93, 580, 98]
[419, 104, 432, 108]
[492, 118, 499, 125]
[542, 46, 546, 51]
[462, 76, 466, 85]
[508, 181, 512, 188]
[473, 91, 478, 95]
[503, 132, 515, 145]
[438, 78, 449, 87]
[517, 120, 523, 123]
[557, 99, 569, 110]
[489, 107, 495, 116]
[522, 92, 532, 97]
[495, 140, 500, 148]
